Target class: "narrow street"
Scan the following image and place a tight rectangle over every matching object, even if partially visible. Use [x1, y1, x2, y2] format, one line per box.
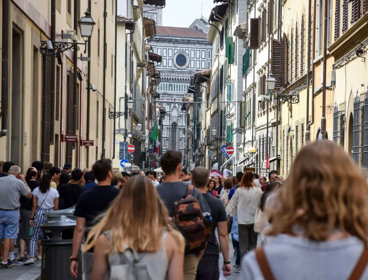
[1, 0, 368, 279]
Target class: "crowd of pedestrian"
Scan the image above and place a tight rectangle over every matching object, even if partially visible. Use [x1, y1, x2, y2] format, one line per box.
[1, 140, 368, 279]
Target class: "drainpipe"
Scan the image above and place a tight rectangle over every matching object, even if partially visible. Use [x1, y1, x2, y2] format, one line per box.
[51, 0, 56, 162]
[102, 0, 107, 158]
[305, 0, 312, 142]
[306, 0, 317, 142]
[86, 0, 92, 167]
[79, 77, 82, 167]
[252, 4, 256, 167]
[275, 0, 282, 174]
[321, 0, 328, 139]
[2, 0, 9, 136]
[113, 0, 118, 159]
[73, 0, 79, 165]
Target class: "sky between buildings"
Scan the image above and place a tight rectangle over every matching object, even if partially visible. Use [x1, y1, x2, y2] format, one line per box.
[162, 0, 214, 27]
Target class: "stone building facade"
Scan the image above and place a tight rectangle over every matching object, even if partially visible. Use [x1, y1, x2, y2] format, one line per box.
[148, 25, 211, 168]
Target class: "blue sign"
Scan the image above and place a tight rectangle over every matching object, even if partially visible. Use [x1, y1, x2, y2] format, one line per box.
[221, 145, 230, 160]
[120, 159, 129, 168]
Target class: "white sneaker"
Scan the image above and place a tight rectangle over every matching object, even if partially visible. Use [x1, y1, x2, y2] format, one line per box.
[23, 257, 35, 265]
[36, 255, 42, 260]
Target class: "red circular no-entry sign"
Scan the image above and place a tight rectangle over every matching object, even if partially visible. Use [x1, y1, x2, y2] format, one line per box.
[226, 146, 234, 155]
[128, 144, 135, 154]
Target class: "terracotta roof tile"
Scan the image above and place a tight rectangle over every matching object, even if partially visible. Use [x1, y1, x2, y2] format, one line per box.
[156, 26, 207, 38]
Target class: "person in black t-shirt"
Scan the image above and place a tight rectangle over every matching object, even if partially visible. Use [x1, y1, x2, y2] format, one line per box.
[192, 167, 232, 280]
[59, 168, 84, 209]
[18, 167, 39, 261]
[70, 159, 119, 279]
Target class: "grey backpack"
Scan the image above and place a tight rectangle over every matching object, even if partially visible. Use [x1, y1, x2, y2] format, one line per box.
[108, 248, 152, 280]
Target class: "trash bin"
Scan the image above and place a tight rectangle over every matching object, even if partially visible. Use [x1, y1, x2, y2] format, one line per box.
[40, 207, 81, 280]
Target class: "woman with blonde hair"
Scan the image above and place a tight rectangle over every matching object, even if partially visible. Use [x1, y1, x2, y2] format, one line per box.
[240, 141, 368, 279]
[84, 175, 185, 280]
[226, 172, 262, 257]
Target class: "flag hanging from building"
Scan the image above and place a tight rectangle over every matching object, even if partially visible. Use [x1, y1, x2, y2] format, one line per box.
[150, 125, 159, 142]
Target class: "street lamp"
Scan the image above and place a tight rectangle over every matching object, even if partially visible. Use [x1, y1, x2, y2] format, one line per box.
[40, 10, 95, 56]
[266, 76, 276, 91]
[212, 127, 217, 137]
[109, 97, 134, 119]
[127, 98, 134, 110]
[78, 10, 96, 38]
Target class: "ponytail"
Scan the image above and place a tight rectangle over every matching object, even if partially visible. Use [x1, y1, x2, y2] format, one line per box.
[39, 172, 52, 193]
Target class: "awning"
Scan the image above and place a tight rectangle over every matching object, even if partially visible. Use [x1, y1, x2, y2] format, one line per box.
[152, 69, 160, 79]
[269, 155, 281, 163]
[233, 22, 247, 39]
[194, 69, 211, 84]
[236, 156, 249, 165]
[220, 155, 234, 169]
[117, 16, 135, 30]
[208, 3, 229, 23]
[143, 18, 156, 38]
[154, 167, 163, 173]
[148, 52, 162, 63]
[147, 62, 155, 76]
[144, 0, 165, 6]
[243, 153, 258, 167]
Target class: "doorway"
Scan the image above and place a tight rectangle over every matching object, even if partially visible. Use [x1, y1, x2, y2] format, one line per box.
[11, 28, 24, 165]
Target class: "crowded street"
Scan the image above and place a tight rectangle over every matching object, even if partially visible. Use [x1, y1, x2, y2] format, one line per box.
[1, 0, 368, 279]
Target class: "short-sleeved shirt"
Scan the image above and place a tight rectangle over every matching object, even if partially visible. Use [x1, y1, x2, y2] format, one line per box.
[74, 185, 119, 228]
[32, 187, 59, 209]
[58, 183, 83, 209]
[202, 193, 227, 256]
[157, 182, 210, 217]
[0, 174, 30, 209]
[241, 234, 368, 280]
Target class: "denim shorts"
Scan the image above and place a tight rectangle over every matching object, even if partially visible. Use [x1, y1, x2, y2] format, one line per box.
[0, 210, 20, 239]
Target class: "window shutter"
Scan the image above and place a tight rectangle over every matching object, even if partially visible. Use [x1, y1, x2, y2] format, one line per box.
[227, 83, 232, 101]
[262, 10, 267, 42]
[290, 29, 294, 82]
[67, 73, 74, 134]
[282, 33, 288, 87]
[271, 39, 283, 90]
[335, 0, 341, 40]
[295, 23, 299, 80]
[301, 15, 305, 76]
[226, 37, 235, 64]
[363, 91, 368, 167]
[333, 105, 339, 143]
[268, 0, 274, 35]
[242, 48, 251, 76]
[352, 95, 361, 163]
[250, 18, 260, 49]
[352, 0, 361, 23]
[352, 0, 357, 23]
[342, 0, 349, 32]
